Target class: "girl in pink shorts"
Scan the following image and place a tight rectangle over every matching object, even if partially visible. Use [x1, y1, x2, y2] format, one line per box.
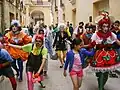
[64, 38, 94, 90]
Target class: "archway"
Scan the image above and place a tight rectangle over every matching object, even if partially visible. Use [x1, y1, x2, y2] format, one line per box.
[30, 10, 44, 25]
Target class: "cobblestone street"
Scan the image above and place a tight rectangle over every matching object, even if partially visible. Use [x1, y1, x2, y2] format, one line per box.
[0, 60, 120, 90]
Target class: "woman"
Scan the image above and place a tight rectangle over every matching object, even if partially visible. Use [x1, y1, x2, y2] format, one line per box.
[5, 20, 32, 81]
[8, 34, 47, 90]
[53, 23, 71, 68]
[89, 11, 120, 90]
[63, 38, 94, 90]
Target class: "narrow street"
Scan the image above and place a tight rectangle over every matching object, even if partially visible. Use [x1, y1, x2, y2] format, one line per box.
[0, 59, 120, 90]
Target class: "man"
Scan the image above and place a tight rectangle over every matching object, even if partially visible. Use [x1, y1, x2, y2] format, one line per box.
[0, 42, 17, 90]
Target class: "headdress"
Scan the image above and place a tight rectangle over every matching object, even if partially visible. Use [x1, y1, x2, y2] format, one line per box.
[11, 20, 21, 26]
[95, 11, 114, 27]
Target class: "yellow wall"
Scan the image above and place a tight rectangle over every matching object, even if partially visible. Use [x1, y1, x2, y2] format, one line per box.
[76, 0, 93, 25]
[29, 6, 51, 25]
[109, 0, 120, 20]
[52, 0, 120, 26]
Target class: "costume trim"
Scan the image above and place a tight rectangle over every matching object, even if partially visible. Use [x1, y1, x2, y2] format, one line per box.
[90, 63, 120, 72]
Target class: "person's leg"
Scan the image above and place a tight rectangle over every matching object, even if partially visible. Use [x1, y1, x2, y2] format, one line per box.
[63, 51, 67, 63]
[77, 70, 83, 88]
[48, 40, 53, 56]
[96, 72, 104, 90]
[12, 59, 19, 77]
[17, 58, 23, 81]
[43, 55, 48, 76]
[103, 72, 108, 88]
[26, 72, 33, 90]
[70, 75, 79, 90]
[77, 77, 82, 88]
[57, 51, 64, 68]
[9, 77, 17, 90]
[4, 67, 17, 90]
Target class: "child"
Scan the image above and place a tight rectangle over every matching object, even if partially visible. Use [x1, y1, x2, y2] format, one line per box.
[63, 38, 94, 90]
[8, 34, 47, 90]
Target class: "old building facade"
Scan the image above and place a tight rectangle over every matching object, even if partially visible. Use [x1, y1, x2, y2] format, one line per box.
[25, 0, 52, 26]
[52, 0, 120, 27]
[0, 0, 26, 32]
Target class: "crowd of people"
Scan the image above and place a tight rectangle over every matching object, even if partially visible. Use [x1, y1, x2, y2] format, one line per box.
[0, 11, 120, 90]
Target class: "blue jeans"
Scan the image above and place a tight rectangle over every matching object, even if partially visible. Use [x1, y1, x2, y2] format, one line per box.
[45, 39, 53, 56]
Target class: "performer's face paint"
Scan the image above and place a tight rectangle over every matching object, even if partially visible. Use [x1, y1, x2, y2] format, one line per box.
[12, 25, 20, 35]
[102, 23, 109, 33]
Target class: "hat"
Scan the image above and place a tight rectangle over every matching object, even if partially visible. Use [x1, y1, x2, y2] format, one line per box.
[11, 20, 21, 26]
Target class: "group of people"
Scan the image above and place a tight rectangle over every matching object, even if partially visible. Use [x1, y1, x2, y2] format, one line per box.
[0, 10, 120, 90]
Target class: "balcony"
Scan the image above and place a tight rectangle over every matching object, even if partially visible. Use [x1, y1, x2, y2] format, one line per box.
[69, 0, 76, 5]
[31, 1, 51, 6]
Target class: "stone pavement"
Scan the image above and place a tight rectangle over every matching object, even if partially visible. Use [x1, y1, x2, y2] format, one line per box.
[0, 60, 120, 90]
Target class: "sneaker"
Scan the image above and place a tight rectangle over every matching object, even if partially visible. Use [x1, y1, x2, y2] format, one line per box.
[60, 66, 63, 68]
[109, 73, 119, 78]
[43, 71, 47, 76]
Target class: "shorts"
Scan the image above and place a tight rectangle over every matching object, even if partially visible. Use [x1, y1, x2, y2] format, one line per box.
[0, 67, 14, 78]
[69, 69, 83, 77]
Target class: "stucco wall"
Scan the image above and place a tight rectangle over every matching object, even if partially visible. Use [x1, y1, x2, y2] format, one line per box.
[109, 0, 120, 21]
[76, 0, 93, 25]
[30, 6, 51, 25]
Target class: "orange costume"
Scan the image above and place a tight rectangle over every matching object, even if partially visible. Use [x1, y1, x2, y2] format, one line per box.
[5, 31, 32, 61]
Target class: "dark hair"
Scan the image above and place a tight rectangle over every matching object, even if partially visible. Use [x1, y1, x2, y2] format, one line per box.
[10, 25, 22, 31]
[38, 28, 44, 34]
[79, 22, 84, 26]
[71, 38, 82, 49]
[114, 20, 120, 24]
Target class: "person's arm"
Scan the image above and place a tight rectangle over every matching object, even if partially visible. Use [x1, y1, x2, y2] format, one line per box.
[64, 52, 70, 70]
[0, 62, 11, 68]
[8, 44, 22, 49]
[63, 52, 71, 77]
[36, 48, 48, 74]
[8, 43, 32, 52]
[0, 49, 13, 68]
[81, 48, 95, 56]
[116, 39, 120, 46]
